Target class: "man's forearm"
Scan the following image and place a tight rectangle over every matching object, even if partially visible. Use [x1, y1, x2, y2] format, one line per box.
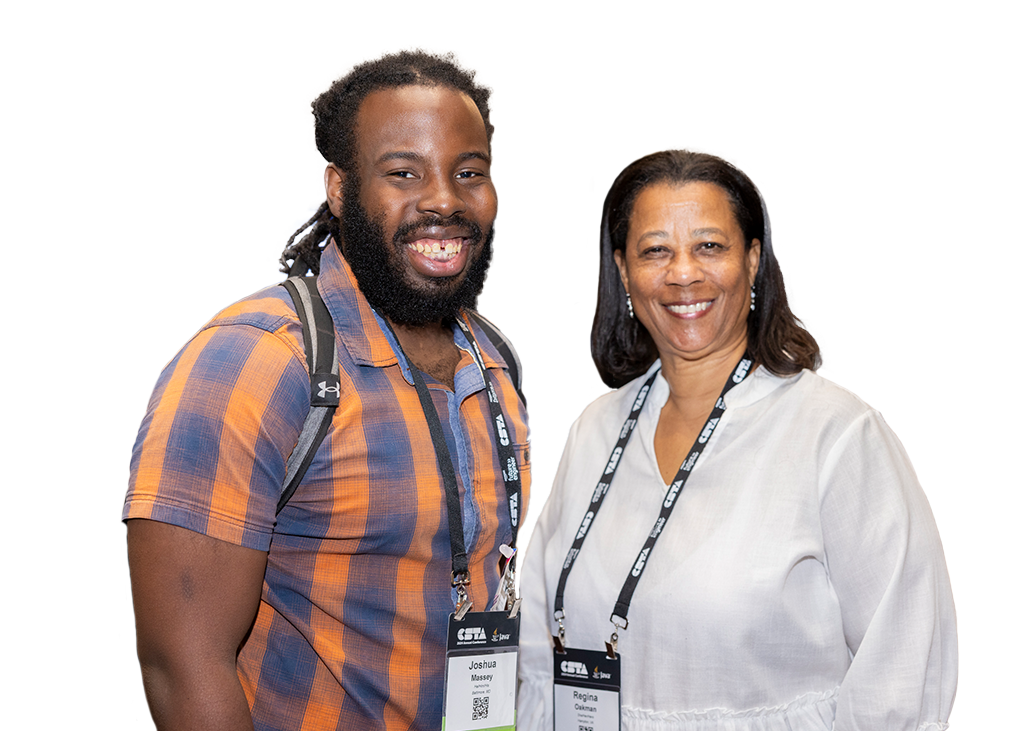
[140, 656, 254, 731]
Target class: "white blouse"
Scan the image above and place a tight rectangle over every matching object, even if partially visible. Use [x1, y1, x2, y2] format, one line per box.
[518, 364, 956, 731]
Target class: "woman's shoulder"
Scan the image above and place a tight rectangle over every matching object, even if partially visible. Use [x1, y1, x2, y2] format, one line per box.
[755, 367, 876, 419]
[748, 368, 904, 457]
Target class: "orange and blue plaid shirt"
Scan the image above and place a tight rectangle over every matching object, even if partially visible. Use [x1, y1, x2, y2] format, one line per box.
[124, 242, 530, 730]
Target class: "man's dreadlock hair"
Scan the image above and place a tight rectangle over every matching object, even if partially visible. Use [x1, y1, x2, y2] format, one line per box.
[279, 50, 494, 277]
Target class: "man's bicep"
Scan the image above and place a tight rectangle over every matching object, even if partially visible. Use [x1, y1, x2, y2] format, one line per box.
[126, 321, 310, 545]
[127, 519, 268, 662]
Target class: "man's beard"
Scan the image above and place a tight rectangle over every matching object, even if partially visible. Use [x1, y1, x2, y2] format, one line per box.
[335, 181, 494, 327]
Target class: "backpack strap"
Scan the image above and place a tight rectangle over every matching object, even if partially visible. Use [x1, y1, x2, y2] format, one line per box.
[468, 311, 526, 407]
[274, 286, 525, 516]
[278, 276, 339, 515]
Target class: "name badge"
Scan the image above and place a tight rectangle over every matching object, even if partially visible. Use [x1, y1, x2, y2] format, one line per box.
[553, 647, 621, 731]
[442, 611, 520, 731]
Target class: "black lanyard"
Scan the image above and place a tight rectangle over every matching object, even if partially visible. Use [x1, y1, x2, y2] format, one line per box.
[554, 355, 752, 643]
[380, 314, 523, 600]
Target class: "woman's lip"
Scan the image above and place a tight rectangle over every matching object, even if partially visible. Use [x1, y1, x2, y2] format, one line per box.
[665, 300, 713, 316]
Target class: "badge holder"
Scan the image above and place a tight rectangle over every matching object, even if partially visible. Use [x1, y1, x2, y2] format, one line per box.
[552, 614, 622, 731]
[442, 548, 521, 731]
[549, 355, 753, 731]
[378, 315, 525, 730]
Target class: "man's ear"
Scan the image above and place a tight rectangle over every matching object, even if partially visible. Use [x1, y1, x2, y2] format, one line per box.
[325, 164, 345, 218]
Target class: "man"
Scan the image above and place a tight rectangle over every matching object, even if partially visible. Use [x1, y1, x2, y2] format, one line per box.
[124, 51, 529, 730]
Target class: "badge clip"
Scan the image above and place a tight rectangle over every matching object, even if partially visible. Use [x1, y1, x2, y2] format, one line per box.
[606, 614, 627, 660]
[453, 571, 473, 620]
[552, 610, 567, 653]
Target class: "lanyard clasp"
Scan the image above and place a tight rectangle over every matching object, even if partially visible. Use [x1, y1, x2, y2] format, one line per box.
[453, 571, 473, 620]
[606, 614, 627, 659]
[552, 609, 567, 653]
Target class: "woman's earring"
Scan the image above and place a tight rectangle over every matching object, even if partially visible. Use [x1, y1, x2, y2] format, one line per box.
[626, 293, 635, 319]
[750, 286, 757, 312]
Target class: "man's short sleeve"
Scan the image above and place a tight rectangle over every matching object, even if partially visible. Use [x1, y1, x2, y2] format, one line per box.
[123, 289, 310, 551]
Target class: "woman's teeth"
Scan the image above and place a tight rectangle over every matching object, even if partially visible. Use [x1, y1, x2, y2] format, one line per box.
[667, 302, 711, 315]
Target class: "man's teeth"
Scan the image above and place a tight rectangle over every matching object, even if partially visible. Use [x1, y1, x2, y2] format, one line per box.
[667, 302, 711, 315]
[410, 240, 463, 261]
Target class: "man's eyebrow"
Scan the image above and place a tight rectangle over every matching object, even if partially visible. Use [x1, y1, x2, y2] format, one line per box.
[457, 151, 491, 165]
[373, 150, 492, 166]
[375, 151, 424, 165]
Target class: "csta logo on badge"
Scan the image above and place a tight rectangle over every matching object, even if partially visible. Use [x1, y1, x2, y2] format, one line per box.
[560, 660, 589, 678]
[457, 626, 486, 642]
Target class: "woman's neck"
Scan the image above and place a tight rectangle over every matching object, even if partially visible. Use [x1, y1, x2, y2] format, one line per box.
[658, 337, 750, 416]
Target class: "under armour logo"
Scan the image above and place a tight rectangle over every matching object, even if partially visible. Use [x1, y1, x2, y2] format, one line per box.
[318, 381, 340, 398]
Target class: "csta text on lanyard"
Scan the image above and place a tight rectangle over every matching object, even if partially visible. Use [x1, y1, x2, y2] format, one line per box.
[379, 312, 523, 617]
[379, 312, 526, 731]
[553, 353, 753, 655]
[550, 354, 752, 731]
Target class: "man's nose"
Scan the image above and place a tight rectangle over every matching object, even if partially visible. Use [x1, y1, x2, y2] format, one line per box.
[417, 174, 466, 218]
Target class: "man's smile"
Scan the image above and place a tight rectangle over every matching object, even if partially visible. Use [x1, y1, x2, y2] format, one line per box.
[408, 237, 465, 261]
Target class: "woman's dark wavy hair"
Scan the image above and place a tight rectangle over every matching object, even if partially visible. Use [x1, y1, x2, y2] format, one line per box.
[592, 150, 821, 388]
[279, 50, 493, 276]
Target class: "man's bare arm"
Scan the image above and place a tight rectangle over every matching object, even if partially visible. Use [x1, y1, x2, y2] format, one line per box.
[127, 519, 268, 731]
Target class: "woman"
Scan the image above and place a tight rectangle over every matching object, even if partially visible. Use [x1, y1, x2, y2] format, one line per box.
[518, 151, 956, 730]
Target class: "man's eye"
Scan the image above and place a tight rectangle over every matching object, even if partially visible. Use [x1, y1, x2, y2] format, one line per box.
[456, 170, 483, 179]
[388, 170, 415, 179]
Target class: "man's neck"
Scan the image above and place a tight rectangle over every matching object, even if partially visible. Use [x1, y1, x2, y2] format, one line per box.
[389, 319, 461, 391]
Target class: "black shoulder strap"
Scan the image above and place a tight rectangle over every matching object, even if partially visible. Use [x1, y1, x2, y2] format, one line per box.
[278, 276, 339, 515]
[274, 290, 525, 516]
[468, 311, 526, 406]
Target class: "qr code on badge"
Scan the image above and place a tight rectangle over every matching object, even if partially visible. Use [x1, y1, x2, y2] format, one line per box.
[472, 695, 489, 721]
